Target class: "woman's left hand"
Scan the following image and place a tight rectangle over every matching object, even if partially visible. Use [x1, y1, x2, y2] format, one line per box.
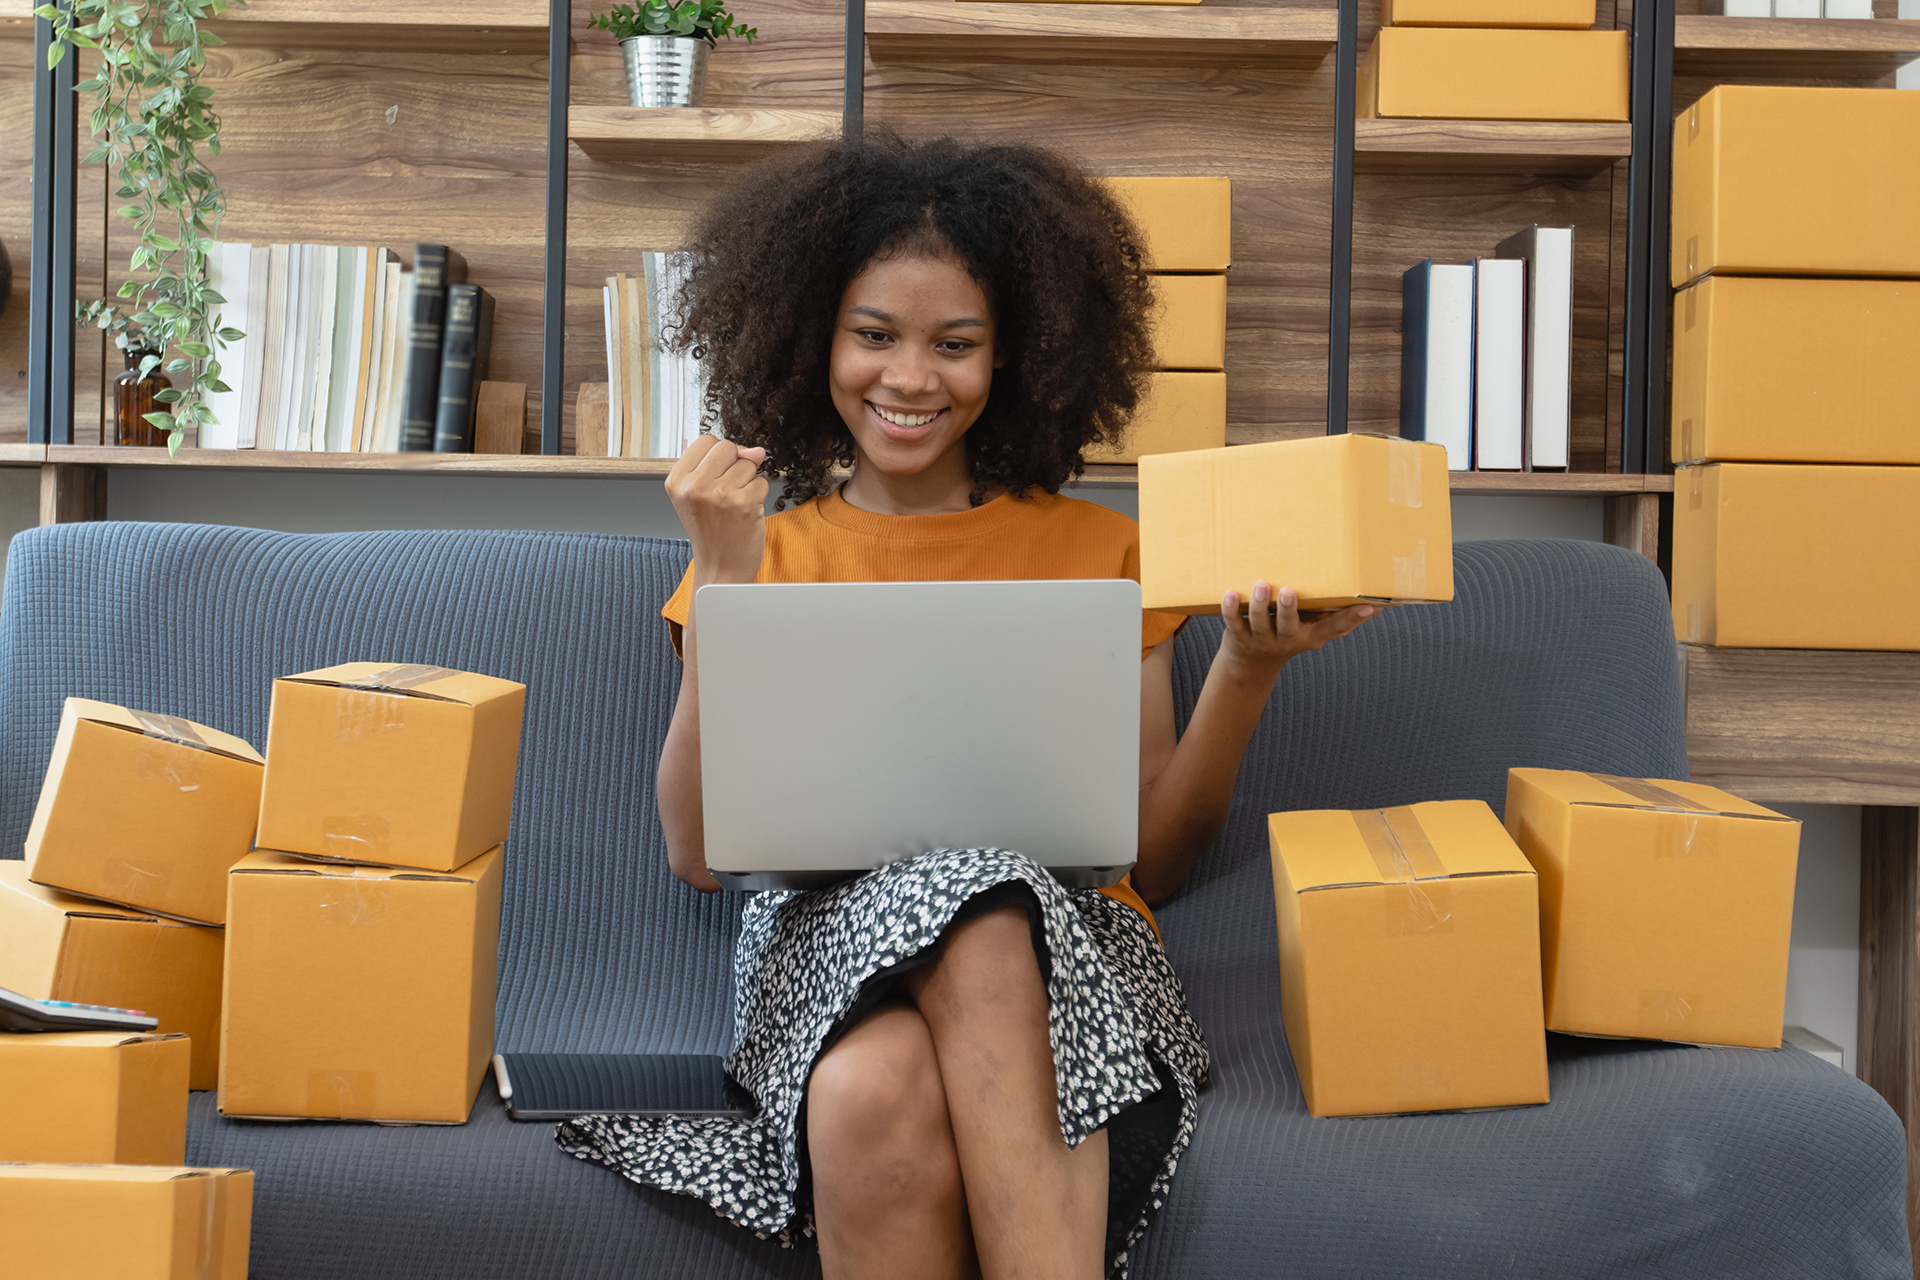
[1218, 581, 1375, 681]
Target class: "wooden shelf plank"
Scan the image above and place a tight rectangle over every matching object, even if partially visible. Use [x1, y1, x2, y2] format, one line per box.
[1074, 464, 1671, 495]
[0, 444, 45, 466]
[570, 107, 843, 163]
[0, 0, 35, 42]
[866, 2, 1336, 67]
[1684, 643, 1920, 807]
[48, 446, 677, 479]
[1674, 15, 1920, 79]
[204, 3, 549, 54]
[1354, 119, 1631, 176]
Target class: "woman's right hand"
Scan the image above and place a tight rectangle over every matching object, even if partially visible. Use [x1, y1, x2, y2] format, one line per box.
[665, 435, 770, 588]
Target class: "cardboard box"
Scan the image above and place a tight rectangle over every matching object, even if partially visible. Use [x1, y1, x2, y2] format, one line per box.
[1364, 28, 1629, 121]
[1148, 273, 1227, 371]
[1505, 769, 1800, 1049]
[25, 699, 264, 926]
[1671, 276, 1920, 466]
[1082, 371, 1226, 465]
[0, 862, 225, 1091]
[1672, 86, 1920, 286]
[1268, 800, 1548, 1118]
[1673, 463, 1920, 650]
[1138, 433, 1454, 614]
[1105, 177, 1231, 273]
[257, 663, 526, 874]
[220, 845, 503, 1123]
[1383, 0, 1594, 25]
[0, 1164, 253, 1280]
[0, 1031, 188, 1164]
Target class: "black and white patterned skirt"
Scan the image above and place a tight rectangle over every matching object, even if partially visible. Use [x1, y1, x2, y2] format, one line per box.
[556, 848, 1210, 1279]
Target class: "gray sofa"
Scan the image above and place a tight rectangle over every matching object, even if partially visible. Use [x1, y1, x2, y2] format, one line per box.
[0, 522, 1907, 1278]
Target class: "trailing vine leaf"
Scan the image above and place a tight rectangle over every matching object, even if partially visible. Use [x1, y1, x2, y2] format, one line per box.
[40, 0, 246, 455]
[588, 1, 756, 45]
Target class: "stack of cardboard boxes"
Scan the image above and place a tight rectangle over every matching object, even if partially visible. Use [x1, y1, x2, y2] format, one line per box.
[1669, 85, 1920, 652]
[1361, 0, 1629, 124]
[1088, 176, 1232, 463]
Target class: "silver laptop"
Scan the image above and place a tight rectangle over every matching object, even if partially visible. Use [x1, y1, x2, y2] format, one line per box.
[696, 580, 1142, 891]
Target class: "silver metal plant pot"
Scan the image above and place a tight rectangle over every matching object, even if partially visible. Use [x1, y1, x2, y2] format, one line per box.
[621, 35, 710, 108]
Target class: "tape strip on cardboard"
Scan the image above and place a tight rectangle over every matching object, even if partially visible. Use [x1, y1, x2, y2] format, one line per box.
[320, 814, 393, 865]
[1588, 773, 1708, 857]
[1637, 988, 1703, 1033]
[334, 664, 459, 740]
[131, 710, 209, 750]
[1388, 442, 1423, 510]
[1392, 539, 1428, 600]
[343, 664, 458, 693]
[317, 876, 390, 926]
[192, 1172, 229, 1280]
[1587, 773, 1702, 813]
[1353, 806, 1452, 936]
[307, 1068, 378, 1119]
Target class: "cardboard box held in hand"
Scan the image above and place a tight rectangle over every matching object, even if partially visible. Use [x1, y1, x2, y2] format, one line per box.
[1269, 800, 1548, 1118]
[0, 1164, 253, 1280]
[1140, 433, 1453, 614]
[220, 846, 503, 1124]
[0, 862, 224, 1090]
[1505, 769, 1800, 1049]
[257, 663, 527, 874]
[0, 1031, 188, 1165]
[25, 698, 264, 926]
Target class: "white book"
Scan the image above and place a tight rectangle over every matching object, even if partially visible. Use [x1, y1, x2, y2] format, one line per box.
[278, 246, 311, 452]
[1699, 0, 1770, 13]
[295, 246, 333, 452]
[319, 246, 358, 452]
[330, 247, 370, 452]
[604, 281, 624, 457]
[1398, 260, 1473, 471]
[199, 242, 249, 449]
[377, 271, 416, 453]
[1822, 0, 1872, 16]
[353, 253, 387, 452]
[1472, 257, 1525, 472]
[1773, 0, 1820, 15]
[256, 245, 290, 452]
[238, 244, 270, 448]
[1495, 226, 1574, 470]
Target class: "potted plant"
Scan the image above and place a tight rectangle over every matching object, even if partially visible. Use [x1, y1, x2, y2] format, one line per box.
[41, 0, 244, 455]
[589, 1, 757, 109]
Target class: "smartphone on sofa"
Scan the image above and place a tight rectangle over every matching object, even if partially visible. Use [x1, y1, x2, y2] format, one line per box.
[493, 1052, 755, 1121]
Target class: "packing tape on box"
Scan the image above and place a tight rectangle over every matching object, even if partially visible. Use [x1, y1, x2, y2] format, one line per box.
[193, 1173, 233, 1280]
[316, 876, 390, 926]
[131, 709, 210, 749]
[101, 857, 168, 903]
[1588, 773, 1707, 857]
[1587, 773, 1702, 813]
[334, 665, 457, 740]
[320, 814, 392, 865]
[1637, 988, 1703, 1032]
[343, 664, 457, 693]
[1392, 538, 1428, 600]
[1388, 443, 1424, 510]
[1353, 806, 1452, 936]
[307, 1068, 378, 1119]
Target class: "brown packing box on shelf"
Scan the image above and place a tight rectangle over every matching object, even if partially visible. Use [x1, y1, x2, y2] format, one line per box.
[256, 662, 527, 874]
[1382, 0, 1595, 26]
[1148, 274, 1227, 372]
[0, 862, 225, 1091]
[1138, 433, 1453, 614]
[1082, 371, 1226, 465]
[1104, 177, 1232, 273]
[1672, 463, 1920, 651]
[220, 845, 503, 1123]
[25, 698, 264, 927]
[0, 1031, 189, 1165]
[1671, 86, 1920, 286]
[1363, 28, 1629, 122]
[0, 1164, 253, 1280]
[1671, 276, 1920, 465]
[1504, 769, 1800, 1049]
[1268, 800, 1548, 1118]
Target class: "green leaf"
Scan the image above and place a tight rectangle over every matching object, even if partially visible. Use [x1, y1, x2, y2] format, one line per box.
[207, 379, 232, 394]
[177, 341, 212, 358]
[153, 388, 183, 404]
[139, 354, 162, 378]
[47, 42, 65, 70]
[142, 411, 174, 429]
[216, 327, 244, 342]
[168, 431, 183, 457]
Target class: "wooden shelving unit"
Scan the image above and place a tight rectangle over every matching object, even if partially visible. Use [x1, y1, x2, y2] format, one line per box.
[204, 2, 549, 53]
[1353, 119, 1631, 176]
[865, 2, 1336, 67]
[1673, 15, 1920, 79]
[569, 107, 843, 163]
[0, 444, 44, 465]
[48, 445, 675, 479]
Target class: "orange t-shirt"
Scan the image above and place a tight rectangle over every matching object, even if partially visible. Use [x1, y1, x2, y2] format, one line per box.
[662, 486, 1185, 933]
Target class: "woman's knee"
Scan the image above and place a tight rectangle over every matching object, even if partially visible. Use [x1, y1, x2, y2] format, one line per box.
[807, 1003, 955, 1198]
[919, 905, 1045, 1012]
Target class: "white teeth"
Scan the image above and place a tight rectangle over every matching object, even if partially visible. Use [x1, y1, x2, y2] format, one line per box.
[874, 406, 938, 427]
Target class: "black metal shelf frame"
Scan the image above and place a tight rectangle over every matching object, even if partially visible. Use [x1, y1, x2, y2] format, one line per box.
[30, 0, 1674, 470]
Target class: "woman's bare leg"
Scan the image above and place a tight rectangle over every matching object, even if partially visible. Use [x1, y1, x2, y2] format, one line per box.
[808, 996, 978, 1280]
[905, 905, 1109, 1280]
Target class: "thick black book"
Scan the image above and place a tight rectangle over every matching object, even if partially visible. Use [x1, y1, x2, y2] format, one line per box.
[401, 244, 468, 452]
[433, 284, 494, 452]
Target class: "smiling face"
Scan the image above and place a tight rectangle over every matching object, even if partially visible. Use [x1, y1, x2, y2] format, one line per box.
[828, 252, 999, 494]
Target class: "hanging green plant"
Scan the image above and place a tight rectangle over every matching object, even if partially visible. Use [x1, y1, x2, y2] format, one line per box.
[40, 0, 246, 456]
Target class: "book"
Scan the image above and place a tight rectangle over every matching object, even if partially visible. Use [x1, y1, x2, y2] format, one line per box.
[1472, 256, 1525, 471]
[255, 244, 291, 452]
[366, 260, 404, 451]
[298, 244, 338, 453]
[1699, 0, 1769, 12]
[200, 241, 251, 449]
[603, 279, 624, 457]
[1495, 226, 1574, 471]
[377, 269, 417, 452]
[276, 245, 310, 451]
[352, 252, 389, 452]
[433, 283, 493, 452]
[624, 269, 649, 457]
[321, 246, 362, 452]
[403, 245, 468, 451]
[1399, 259, 1474, 471]
[239, 244, 270, 448]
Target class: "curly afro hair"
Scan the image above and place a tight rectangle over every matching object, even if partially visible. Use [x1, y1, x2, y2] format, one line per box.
[667, 132, 1159, 508]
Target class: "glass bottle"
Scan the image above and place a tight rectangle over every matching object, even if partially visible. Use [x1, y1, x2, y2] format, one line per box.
[114, 347, 172, 447]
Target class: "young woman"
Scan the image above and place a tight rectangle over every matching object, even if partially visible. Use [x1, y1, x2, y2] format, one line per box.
[558, 135, 1375, 1280]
